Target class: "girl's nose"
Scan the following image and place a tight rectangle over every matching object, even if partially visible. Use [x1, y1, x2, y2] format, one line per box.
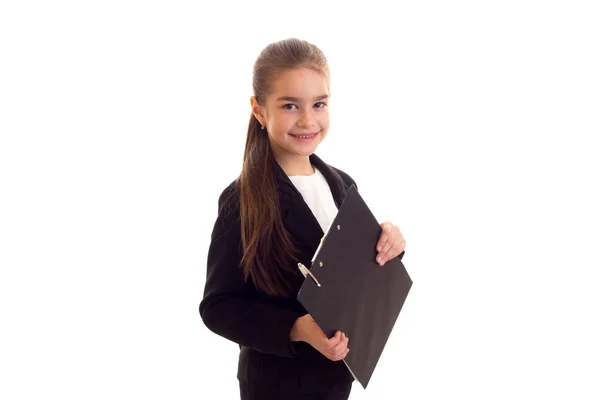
[298, 111, 317, 128]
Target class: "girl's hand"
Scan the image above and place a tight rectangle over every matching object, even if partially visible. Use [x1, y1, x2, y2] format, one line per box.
[290, 314, 349, 361]
[376, 221, 406, 266]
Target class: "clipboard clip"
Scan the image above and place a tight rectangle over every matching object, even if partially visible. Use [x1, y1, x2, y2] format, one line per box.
[297, 263, 321, 287]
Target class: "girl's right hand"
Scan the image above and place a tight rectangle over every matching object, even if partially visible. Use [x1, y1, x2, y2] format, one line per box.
[290, 314, 349, 361]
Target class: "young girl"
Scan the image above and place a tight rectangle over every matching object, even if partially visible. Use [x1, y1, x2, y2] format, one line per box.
[199, 38, 406, 400]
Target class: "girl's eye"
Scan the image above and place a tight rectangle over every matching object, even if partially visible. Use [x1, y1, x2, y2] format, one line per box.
[282, 102, 327, 110]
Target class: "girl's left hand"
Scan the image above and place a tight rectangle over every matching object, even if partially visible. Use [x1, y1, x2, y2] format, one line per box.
[376, 221, 406, 266]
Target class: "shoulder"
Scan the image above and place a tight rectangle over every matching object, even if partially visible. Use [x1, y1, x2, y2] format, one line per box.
[311, 153, 359, 190]
[330, 166, 358, 189]
[217, 178, 241, 214]
[211, 178, 241, 240]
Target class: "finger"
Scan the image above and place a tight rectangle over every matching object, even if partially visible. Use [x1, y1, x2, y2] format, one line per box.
[384, 236, 403, 261]
[388, 233, 406, 258]
[330, 333, 349, 355]
[378, 236, 396, 265]
[376, 223, 392, 252]
[378, 238, 395, 264]
[378, 225, 398, 264]
[381, 227, 403, 265]
[342, 348, 350, 360]
[328, 332, 347, 359]
[325, 331, 342, 350]
[376, 240, 391, 266]
[333, 348, 350, 362]
[382, 251, 396, 266]
[328, 331, 342, 346]
[397, 237, 406, 253]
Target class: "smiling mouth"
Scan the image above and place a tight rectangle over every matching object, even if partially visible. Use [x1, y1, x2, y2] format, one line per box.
[290, 132, 319, 139]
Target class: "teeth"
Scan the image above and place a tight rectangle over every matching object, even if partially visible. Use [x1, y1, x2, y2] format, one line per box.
[295, 133, 314, 139]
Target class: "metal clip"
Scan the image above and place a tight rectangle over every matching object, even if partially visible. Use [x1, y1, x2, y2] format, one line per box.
[297, 263, 321, 287]
[312, 236, 326, 264]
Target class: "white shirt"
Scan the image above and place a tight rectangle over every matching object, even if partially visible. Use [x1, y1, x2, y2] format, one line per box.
[288, 167, 339, 233]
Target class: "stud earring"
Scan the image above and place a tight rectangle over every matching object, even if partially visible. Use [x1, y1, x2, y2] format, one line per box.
[261, 125, 265, 130]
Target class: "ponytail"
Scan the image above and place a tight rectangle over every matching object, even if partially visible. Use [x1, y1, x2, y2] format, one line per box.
[238, 114, 298, 297]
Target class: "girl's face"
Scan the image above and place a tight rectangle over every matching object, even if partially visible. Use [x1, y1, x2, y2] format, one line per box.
[252, 67, 330, 166]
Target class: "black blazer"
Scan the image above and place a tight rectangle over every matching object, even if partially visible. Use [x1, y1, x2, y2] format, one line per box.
[199, 153, 403, 394]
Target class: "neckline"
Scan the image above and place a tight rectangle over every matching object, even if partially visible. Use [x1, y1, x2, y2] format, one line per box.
[288, 165, 318, 178]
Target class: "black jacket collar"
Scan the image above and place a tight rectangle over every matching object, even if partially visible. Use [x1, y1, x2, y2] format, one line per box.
[271, 153, 352, 252]
[272, 153, 349, 209]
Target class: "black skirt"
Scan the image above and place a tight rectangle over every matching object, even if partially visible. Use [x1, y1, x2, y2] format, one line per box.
[239, 380, 352, 400]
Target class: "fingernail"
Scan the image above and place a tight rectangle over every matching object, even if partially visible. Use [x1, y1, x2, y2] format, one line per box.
[377, 246, 382, 252]
[376, 256, 382, 263]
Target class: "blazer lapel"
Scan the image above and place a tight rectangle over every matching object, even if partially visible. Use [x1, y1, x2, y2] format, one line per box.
[273, 153, 351, 262]
[309, 153, 350, 209]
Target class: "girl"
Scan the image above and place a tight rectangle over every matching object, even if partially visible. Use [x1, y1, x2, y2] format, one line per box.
[199, 38, 406, 400]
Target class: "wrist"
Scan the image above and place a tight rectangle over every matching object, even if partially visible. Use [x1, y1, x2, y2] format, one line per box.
[290, 314, 309, 342]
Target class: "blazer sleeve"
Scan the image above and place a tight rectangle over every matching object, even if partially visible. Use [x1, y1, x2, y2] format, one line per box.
[199, 185, 305, 358]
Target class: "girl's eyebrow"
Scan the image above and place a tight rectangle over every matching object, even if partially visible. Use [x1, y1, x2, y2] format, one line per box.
[275, 94, 329, 102]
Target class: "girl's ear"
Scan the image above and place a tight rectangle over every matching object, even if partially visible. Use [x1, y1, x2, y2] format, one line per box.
[250, 96, 266, 127]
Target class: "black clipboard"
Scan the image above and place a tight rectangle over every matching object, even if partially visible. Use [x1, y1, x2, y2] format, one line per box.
[296, 185, 413, 389]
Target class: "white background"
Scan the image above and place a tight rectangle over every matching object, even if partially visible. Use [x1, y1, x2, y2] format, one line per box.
[1, 1, 599, 399]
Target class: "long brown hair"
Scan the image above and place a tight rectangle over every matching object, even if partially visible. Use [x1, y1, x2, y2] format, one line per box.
[237, 38, 330, 297]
